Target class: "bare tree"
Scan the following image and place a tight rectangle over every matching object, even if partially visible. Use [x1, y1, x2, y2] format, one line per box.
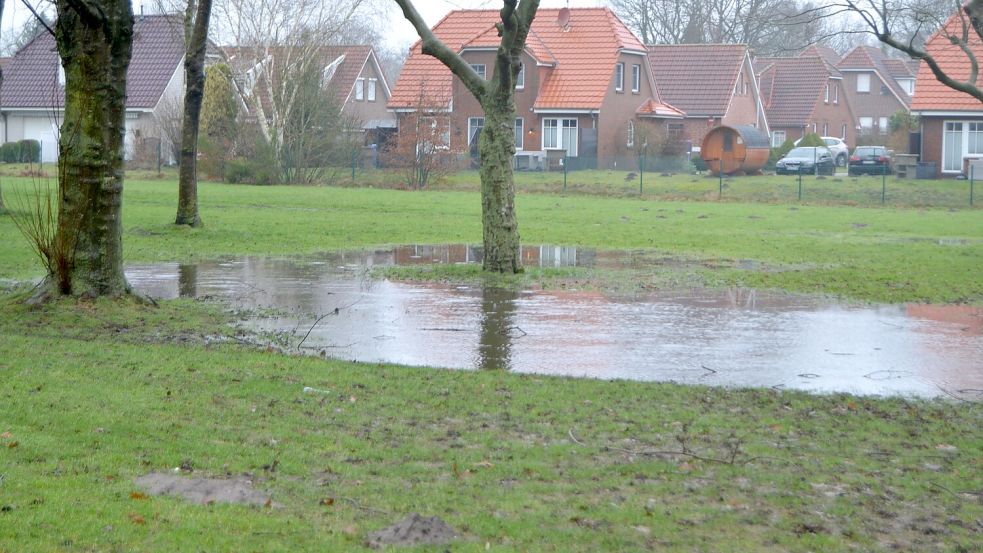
[175, 0, 214, 227]
[215, 0, 368, 174]
[807, 0, 983, 103]
[395, 0, 536, 273]
[611, 0, 832, 55]
[388, 84, 462, 189]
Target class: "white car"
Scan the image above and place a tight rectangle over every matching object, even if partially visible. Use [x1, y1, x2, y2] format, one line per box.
[795, 136, 849, 167]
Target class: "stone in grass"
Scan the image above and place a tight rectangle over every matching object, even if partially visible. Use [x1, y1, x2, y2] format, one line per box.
[365, 513, 461, 549]
[134, 473, 271, 507]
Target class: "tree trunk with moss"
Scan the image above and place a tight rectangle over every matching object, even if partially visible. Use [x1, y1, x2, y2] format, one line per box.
[175, 0, 212, 227]
[45, 0, 133, 299]
[395, 0, 537, 273]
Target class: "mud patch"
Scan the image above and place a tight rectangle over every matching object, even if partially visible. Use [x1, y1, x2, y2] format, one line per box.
[365, 513, 461, 549]
[134, 473, 271, 507]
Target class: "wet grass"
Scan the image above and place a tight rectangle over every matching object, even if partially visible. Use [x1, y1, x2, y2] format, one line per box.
[0, 296, 981, 552]
[0, 176, 981, 303]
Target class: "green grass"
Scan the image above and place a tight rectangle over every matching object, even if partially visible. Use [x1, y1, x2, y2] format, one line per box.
[2, 174, 981, 303]
[0, 294, 980, 552]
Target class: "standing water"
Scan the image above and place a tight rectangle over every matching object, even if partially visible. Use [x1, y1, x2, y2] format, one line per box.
[126, 246, 983, 398]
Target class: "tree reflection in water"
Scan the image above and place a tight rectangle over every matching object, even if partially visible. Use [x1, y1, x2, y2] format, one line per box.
[477, 287, 520, 370]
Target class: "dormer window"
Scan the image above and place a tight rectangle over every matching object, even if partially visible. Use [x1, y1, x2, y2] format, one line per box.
[631, 64, 640, 93]
[857, 73, 870, 93]
[615, 62, 624, 92]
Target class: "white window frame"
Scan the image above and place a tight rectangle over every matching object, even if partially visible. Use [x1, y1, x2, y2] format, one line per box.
[859, 116, 873, 131]
[615, 63, 624, 92]
[857, 73, 870, 93]
[471, 64, 486, 80]
[468, 117, 484, 149]
[542, 117, 579, 156]
[823, 122, 829, 135]
[833, 84, 839, 104]
[516, 63, 525, 90]
[942, 120, 983, 173]
[841, 124, 847, 139]
[631, 64, 640, 93]
[771, 130, 786, 148]
[824, 83, 829, 103]
[627, 120, 635, 149]
[354, 78, 364, 101]
[878, 116, 889, 134]
[514, 118, 524, 150]
[367, 78, 377, 102]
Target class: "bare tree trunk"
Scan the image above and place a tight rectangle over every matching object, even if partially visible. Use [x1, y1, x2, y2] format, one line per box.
[176, 0, 212, 227]
[45, 0, 133, 299]
[395, 0, 536, 274]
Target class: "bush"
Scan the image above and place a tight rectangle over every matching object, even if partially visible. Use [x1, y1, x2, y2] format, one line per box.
[797, 133, 826, 148]
[224, 134, 278, 185]
[769, 138, 796, 164]
[0, 142, 19, 163]
[0, 140, 42, 163]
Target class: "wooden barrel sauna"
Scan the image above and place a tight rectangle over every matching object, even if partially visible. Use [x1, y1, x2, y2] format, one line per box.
[700, 125, 771, 176]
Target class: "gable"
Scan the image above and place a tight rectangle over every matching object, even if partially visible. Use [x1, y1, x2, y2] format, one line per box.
[647, 44, 747, 116]
[911, 12, 983, 113]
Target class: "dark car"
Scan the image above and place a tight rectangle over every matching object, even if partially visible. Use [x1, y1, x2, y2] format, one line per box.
[775, 146, 836, 175]
[848, 146, 892, 176]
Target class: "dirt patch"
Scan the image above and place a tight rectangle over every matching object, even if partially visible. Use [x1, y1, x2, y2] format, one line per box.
[134, 473, 271, 507]
[365, 513, 461, 549]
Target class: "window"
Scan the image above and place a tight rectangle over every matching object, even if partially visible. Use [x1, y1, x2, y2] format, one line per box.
[58, 64, 65, 87]
[631, 64, 640, 93]
[812, 123, 817, 133]
[859, 116, 873, 131]
[898, 78, 915, 95]
[771, 130, 786, 148]
[824, 83, 829, 103]
[823, 122, 829, 135]
[367, 78, 377, 102]
[833, 84, 839, 104]
[627, 120, 635, 148]
[742, 80, 748, 95]
[516, 63, 525, 89]
[471, 64, 486, 80]
[355, 78, 364, 101]
[668, 123, 684, 140]
[857, 73, 870, 93]
[614, 62, 624, 92]
[878, 116, 889, 134]
[841, 124, 847, 139]
[543, 118, 578, 156]
[969, 122, 983, 154]
[468, 117, 484, 149]
[514, 118, 524, 150]
[419, 116, 450, 149]
[944, 122, 963, 172]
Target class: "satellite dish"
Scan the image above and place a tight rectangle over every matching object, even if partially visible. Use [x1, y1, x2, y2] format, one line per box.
[557, 7, 571, 30]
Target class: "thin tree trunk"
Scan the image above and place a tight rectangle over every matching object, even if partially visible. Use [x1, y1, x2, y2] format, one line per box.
[176, 0, 212, 227]
[0, 0, 4, 210]
[47, 0, 133, 299]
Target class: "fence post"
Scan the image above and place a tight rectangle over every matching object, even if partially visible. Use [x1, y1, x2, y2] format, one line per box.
[797, 168, 803, 201]
[972, 165, 975, 207]
[563, 155, 567, 193]
[639, 153, 644, 195]
[881, 165, 886, 205]
[351, 150, 357, 181]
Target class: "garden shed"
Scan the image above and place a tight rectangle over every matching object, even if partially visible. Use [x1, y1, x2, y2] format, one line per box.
[700, 125, 771, 175]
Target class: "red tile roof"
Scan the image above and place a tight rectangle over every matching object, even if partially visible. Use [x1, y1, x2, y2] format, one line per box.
[0, 15, 185, 109]
[646, 43, 748, 117]
[635, 98, 685, 118]
[799, 45, 841, 67]
[911, 12, 983, 112]
[388, 8, 647, 111]
[757, 56, 832, 127]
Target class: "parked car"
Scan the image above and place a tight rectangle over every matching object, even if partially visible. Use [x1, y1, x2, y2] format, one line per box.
[775, 146, 836, 175]
[795, 136, 849, 166]
[848, 146, 892, 176]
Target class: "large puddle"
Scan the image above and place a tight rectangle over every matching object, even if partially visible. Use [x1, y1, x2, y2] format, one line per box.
[126, 245, 983, 398]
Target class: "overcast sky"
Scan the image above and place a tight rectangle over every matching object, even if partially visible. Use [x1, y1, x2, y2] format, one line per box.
[1, 1, 609, 55]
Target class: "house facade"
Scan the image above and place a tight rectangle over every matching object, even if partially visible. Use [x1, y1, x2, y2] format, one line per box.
[0, 15, 189, 163]
[911, 12, 983, 178]
[836, 45, 914, 140]
[387, 8, 685, 169]
[223, 45, 396, 147]
[646, 44, 769, 152]
[755, 56, 856, 148]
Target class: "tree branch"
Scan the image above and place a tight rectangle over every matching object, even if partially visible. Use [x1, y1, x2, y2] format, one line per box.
[393, 0, 487, 101]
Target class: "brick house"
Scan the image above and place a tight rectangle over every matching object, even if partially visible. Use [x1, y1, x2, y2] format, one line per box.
[387, 8, 685, 169]
[836, 45, 914, 140]
[646, 44, 769, 154]
[0, 14, 197, 162]
[910, 12, 983, 178]
[755, 55, 856, 148]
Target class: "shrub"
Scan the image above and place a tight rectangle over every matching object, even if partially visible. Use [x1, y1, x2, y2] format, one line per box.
[797, 133, 826, 148]
[18, 140, 40, 163]
[769, 138, 796, 164]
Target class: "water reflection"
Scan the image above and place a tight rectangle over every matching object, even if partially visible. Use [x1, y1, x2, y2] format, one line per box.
[124, 246, 983, 398]
[477, 288, 520, 370]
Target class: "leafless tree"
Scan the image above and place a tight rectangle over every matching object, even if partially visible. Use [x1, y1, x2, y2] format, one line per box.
[611, 0, 835, 55]
[803, 0, 983, 103]
[215, 0, 371, 172]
